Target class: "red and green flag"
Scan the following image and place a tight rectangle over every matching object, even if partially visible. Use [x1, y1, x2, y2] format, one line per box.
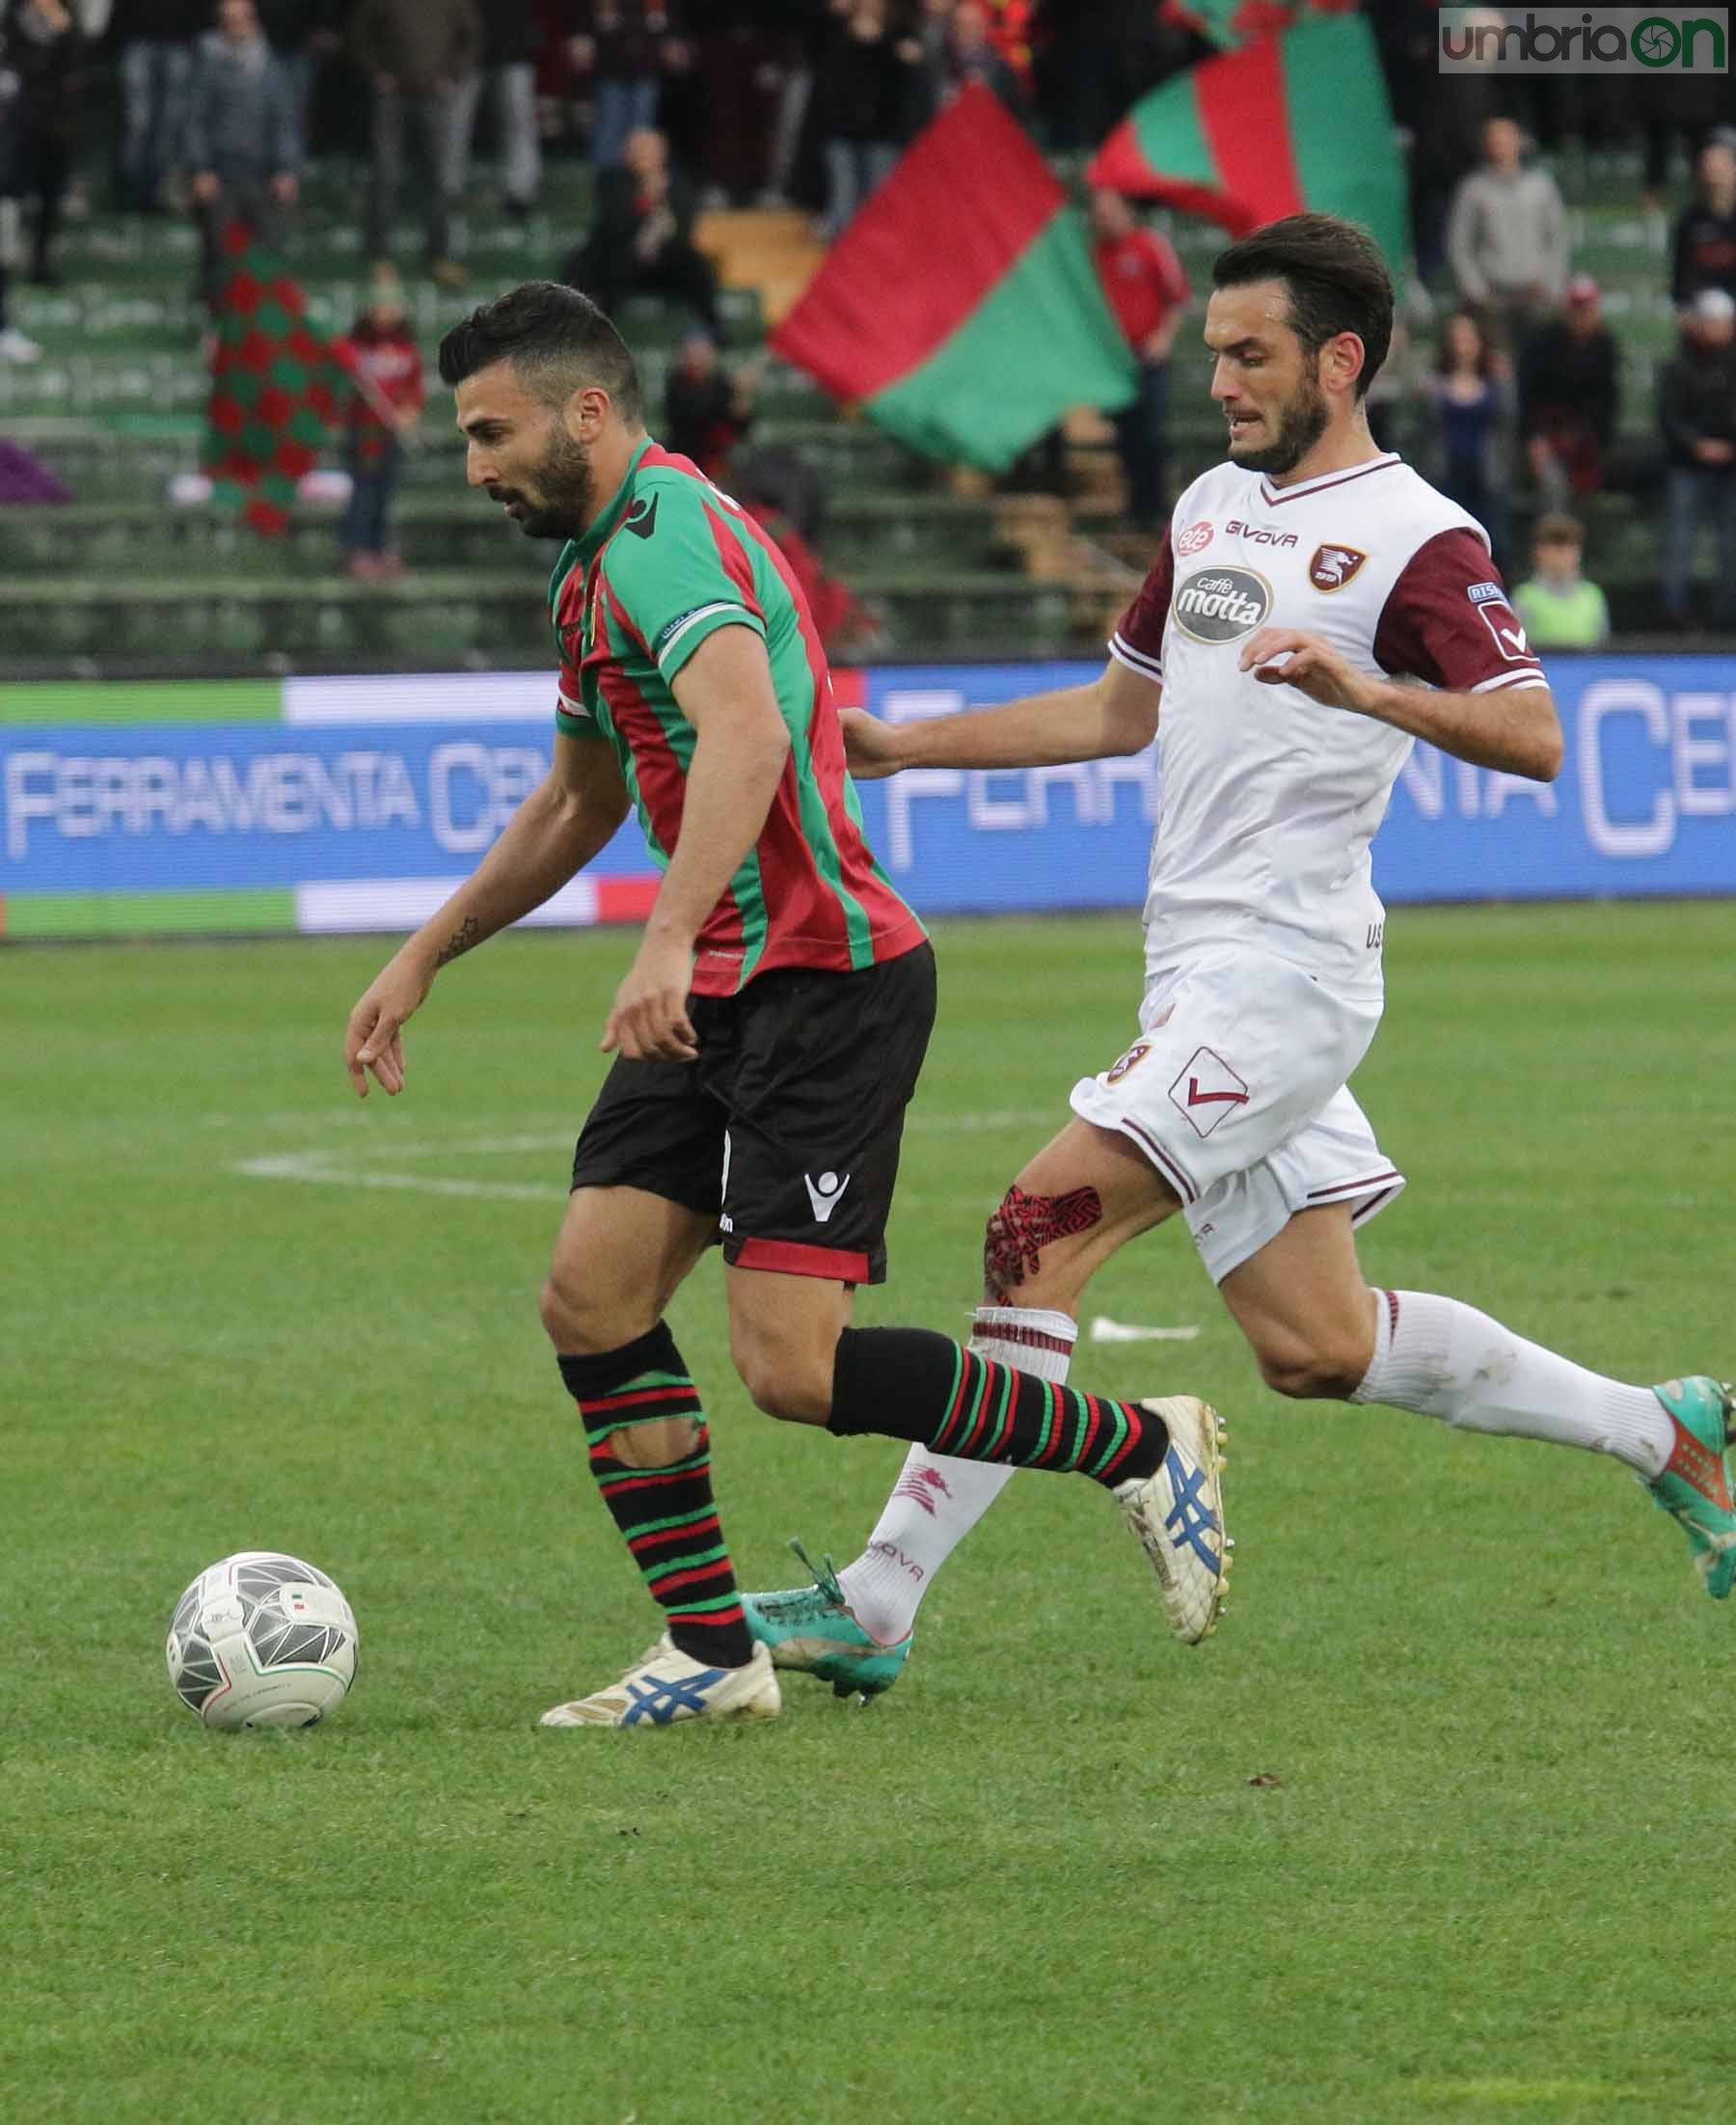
[772, 83, 1134, 473]
[203, 222, 352, 534]
[1160, 0, 1359, 57]
[1088, 14, 1409, 275]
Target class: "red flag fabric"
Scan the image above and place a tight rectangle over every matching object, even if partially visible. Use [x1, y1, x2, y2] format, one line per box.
[771, 84, 1133, 470]
[1086, 15, 1409, 275]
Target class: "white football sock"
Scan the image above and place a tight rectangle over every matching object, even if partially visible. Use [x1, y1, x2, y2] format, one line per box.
[1352, 1288, 1672, 1478]
[834, 1306, 1077, 1644]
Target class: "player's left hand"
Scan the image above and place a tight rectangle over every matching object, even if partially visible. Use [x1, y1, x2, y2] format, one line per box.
[602, 935, 698, 1063]
[1238, 628, 1386, 718]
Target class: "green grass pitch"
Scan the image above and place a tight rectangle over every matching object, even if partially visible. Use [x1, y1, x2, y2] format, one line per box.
[4, 902, 1734, 2123]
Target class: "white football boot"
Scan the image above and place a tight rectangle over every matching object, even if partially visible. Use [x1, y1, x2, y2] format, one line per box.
[539, 1636, 781, 1728]
[1114, 1395, 1232, 1645]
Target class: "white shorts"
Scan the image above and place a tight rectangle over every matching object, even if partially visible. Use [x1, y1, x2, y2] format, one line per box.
[1070, 950, 1406, 1284]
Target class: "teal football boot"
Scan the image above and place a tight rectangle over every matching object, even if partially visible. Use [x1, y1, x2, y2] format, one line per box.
[1646, 1377, 1736, 1597]
[742, 1540, 912, 1702]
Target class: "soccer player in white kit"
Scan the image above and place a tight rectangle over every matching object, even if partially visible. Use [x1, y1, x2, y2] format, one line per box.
[742, 213, 1735, 1699]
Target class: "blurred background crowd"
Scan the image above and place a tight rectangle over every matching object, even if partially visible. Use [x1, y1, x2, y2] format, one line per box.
[0, 0, 1732, 667]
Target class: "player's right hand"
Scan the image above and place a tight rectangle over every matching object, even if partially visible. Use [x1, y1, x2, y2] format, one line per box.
[838, 707, 905, 780]
[344, 957, 432, 1099]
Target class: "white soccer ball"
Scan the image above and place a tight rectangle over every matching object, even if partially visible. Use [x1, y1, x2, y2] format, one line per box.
[165, 1551, 358, 1730]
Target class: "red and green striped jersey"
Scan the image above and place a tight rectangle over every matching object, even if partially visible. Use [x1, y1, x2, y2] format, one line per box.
[552, 438, 924, 996]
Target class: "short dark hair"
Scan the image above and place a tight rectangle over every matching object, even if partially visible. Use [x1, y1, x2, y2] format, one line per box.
[1211, 213, 1394, 398]
[437, 281, 643, 422]
[1533, 511, 1585, 546]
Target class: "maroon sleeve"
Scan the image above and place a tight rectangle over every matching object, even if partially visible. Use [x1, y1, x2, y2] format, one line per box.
[1109, 538, 1175, 683]
[1372, 528, 1548, 693]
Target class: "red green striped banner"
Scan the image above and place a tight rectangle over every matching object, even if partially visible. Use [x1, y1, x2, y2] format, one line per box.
[1088, 15, 1408, 274]
[203, 223, 352, 536]
[773, 84, 1134, 472]
[1163, 0, 1358, 56]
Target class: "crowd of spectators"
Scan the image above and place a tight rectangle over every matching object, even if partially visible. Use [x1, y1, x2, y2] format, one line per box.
[1425, 104, 1736, 626]
[0, 2, 1186, 275]
[8, 4, 1736, 629]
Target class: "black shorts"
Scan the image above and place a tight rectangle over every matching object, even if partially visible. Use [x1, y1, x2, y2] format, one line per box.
[570, 940, 936, 1284]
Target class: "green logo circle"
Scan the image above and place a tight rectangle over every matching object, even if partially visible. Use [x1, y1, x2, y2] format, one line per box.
[1633, 16, 1682, 66]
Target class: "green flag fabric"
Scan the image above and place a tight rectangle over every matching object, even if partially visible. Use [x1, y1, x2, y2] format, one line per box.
[772, 84, 1135, 473]
[1089, 15, 1409, 276]
[1161, 0, 1360, 56]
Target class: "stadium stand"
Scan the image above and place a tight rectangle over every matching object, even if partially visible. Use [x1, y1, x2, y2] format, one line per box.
[0, 70, 1714, 672]
[0, 156, 1103, 667]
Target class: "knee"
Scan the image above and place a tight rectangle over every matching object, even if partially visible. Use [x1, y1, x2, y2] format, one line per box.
[981, 1178, 1101, 1307]
[1253, 1333, 1371, 1403]
[730, 1325, 833, 1426]
[538, 1275, 579, 1349]
[539, 1270, 621, 1355]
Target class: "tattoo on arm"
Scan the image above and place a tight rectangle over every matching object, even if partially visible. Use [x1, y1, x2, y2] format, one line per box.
[433, 914, 481, 967]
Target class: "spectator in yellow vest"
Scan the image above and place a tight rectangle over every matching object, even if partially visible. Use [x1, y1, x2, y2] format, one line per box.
[1512, 512, 1610, 649]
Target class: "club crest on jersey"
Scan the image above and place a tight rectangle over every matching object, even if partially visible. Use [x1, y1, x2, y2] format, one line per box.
[1173, 565, 1271, 643]
[1176, 519, 1214, 557]
[1308, 543, 1368, 592]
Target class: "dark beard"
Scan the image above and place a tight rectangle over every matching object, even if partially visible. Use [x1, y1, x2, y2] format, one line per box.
[509, 425, 596, 540]
[1230, 378, 1331, 476]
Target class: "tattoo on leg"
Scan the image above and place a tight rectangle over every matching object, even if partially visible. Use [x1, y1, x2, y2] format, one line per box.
[434, 913, 481, 967]
[983, 1183, 1103, 1299]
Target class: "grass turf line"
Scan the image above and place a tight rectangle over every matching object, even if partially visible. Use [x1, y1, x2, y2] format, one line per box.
[2, 904, 1733, 2123]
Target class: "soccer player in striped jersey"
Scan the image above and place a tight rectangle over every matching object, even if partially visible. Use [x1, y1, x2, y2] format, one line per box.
[341, 283, 1231, 1727]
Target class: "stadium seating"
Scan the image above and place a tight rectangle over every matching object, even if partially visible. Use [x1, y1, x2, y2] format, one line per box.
[0, 149, 1695, 672]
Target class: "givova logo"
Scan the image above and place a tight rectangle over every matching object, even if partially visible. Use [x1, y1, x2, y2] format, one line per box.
[1439, 8, 1728, 73]
[1173, 565, 1272, 643]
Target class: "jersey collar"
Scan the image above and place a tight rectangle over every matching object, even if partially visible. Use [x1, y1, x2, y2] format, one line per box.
[573, 434, 656, 567]
[1257, 451, 1401, 507]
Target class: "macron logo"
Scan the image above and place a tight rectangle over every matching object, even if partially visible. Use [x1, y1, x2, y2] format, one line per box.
[804, 1171, 850, 1224]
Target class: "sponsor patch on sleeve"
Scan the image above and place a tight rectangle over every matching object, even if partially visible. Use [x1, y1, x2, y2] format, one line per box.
[1469, 590, 1533, 662]
[651, 601, 743, 660]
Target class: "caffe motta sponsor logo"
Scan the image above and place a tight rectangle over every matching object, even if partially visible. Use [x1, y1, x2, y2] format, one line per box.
[1173, 565, 1272, 642]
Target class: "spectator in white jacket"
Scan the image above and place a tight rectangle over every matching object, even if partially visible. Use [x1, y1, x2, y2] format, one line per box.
[1447, 116, 1569, 350]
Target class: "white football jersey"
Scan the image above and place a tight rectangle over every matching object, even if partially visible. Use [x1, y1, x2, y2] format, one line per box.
[1110, 452, 1548, 994]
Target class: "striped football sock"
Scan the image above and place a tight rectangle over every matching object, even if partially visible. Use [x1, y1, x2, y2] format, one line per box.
[827, 1324, 1165, 1485]
[834, 1307, 1074, 1645]
[557, 1324, 753, 1668]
